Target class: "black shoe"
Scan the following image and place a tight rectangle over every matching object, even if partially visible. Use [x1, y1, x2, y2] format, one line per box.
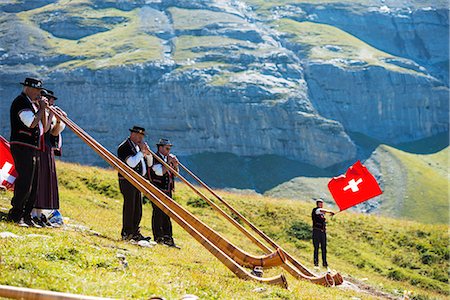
[41, 215, 54, 227]
[155, 237, 164, 244]
[23, 217, 42, 228]
[122, 233, 134, 241]
[163, 236, 180, 249]
[32, 216, 46, 227]
[17, 218, 29, 227]
[132, 233, 151, 242]
[251, 266, 264, 278]
[7, 211, 20, 223]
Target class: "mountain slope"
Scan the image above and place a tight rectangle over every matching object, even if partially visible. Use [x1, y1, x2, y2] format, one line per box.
[0, 0, 447, 171]
[0, 161, 448, 299]
[266, 145, 449, 224]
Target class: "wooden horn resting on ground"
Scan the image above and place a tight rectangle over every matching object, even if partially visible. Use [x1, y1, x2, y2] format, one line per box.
[60, 114, 286, 270]
[56, 110, 287, 268]
[149, 150, 336, 286]
[0, 284, 112, 300]
[177, 160, 343, 286]
[49, 107, 288, 288]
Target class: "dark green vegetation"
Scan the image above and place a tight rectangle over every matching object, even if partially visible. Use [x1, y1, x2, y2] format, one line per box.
[0, 162, 448, 299]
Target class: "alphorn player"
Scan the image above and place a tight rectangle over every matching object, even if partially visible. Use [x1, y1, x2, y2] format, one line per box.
[149, 138, 179, 248]
[117, 126, 153, 242]
[8, 77, 48, 227]
[31, 89, 66, 227]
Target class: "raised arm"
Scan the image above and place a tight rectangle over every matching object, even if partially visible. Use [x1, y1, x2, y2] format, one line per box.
[316, 208, 335, 215]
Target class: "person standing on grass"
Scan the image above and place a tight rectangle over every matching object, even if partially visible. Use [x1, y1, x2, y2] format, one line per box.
[312, 198, 335, 269]
[149, 138, 179, 248]
[117, 126, 153, 242]
[8, 78, 47, 228]
[31, 89, 66, 227]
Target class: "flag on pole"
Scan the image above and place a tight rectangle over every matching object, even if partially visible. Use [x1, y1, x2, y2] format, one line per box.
[0, 135, 18, 190]
[328, 160, 382, 211]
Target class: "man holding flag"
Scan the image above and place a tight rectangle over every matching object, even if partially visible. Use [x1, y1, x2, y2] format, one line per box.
[311, 198, 335, 269]
[312, 160, 382, 269]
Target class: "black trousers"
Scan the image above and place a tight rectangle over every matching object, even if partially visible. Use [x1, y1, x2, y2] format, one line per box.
[119, 178, 142, 237]
[8, 144, 39, 222]
[151, 191, 172, 240]
[313, 228, 328, 267]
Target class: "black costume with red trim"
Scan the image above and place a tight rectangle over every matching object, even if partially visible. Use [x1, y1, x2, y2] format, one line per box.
[149, 151, 174, 242]
[8, 93, 42, 222]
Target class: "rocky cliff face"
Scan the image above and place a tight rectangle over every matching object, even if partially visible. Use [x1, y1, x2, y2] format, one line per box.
[0, 0, 447, 190]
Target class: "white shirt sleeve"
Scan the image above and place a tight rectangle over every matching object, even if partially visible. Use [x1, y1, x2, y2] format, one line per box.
[315, 208, 324, 215]
[51, 116, 66, 135]
[126, 152, 144, 168]
[56, 122, 66, 134]
[152, 164, 164, 176]
[145, 154, 153, 167]
[19, 110, 35, 128]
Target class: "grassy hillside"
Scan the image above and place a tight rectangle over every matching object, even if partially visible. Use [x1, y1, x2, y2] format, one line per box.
[266, 145, 449, 225]
[275, 19, 427, 76]
[4, 0, 429, 77]
[0, 162, 448, 299]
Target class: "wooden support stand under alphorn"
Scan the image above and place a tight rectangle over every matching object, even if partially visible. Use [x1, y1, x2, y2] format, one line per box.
[49, 107, 288, 288]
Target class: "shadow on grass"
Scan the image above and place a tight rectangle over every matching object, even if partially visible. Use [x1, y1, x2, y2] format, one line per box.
[0, 211, 9, 222]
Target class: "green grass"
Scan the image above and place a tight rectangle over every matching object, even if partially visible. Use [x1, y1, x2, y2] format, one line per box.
[169, 7, 245, 31]
[274, 19, 428, 76]
[0, 161, 448, 299]
[17, 1, 163, 70]
[173, 35, 249, 62]
[380, 146, 448, 224]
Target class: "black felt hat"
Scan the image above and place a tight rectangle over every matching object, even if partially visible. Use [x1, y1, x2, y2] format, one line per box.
[156, 138, 172, 146]
[20, 77, 44, 89]
[41, 89, 58, 100]
[129, 126, 146, 135]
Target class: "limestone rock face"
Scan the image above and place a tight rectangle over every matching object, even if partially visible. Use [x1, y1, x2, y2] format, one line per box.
[0, 0, 447, 175]
[304, 62, 448, 143]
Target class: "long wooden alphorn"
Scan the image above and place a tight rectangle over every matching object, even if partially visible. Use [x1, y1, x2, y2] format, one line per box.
[177, 162, 343, 286]
[50, 107, 288, 288]
[63, 114, 285, 269]
[148, 149, 335, 286]
[56, 112, 285, 269]
[0, 284, 112, 300]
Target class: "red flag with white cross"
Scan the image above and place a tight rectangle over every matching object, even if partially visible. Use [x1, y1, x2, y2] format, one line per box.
[328, 160, 382, 211]
[0, 135, 17, 190]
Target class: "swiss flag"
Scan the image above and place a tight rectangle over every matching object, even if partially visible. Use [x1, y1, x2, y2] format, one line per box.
[328, 161, 382, 211]
[0, 135, 18, 190]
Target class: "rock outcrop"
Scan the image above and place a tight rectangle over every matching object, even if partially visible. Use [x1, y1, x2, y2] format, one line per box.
[0, 0, 447, 188]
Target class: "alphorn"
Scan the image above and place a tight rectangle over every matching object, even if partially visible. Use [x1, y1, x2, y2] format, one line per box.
[148, 151, 336, 286]
[0, 284, 112, 300]
[50, 107, 288, 288]
[60, 114, 285, 269]
[178, 161, 343, 285]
